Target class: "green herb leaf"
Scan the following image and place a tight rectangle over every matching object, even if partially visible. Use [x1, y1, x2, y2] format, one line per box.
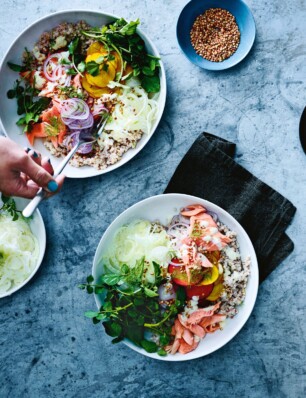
[95, 55, 105, 64]
[94, 286, 106, 294]
[66, 68, 78, 76]
[86, 275, 94, 283]
[111, 336, 123, 344]
[144, 287, 158, 298]
[96, 313, 108, 321]
[175, 286, 186, 306]
[152, 261, 162, 285]
[68, 37, 79, 55]
[0, 195, 22, 221]
[104, 321, 122, 337]
[7, 62, 23, 72]
[119, 19, 140, 36]
[142, 66, 155, 76]
[159, 334, 170, 346]
[85, 61, 100, 76]
[86, 285, 94, 294]
[126, 323, 143, 345]
[7, 89, 16, 99]
[102, 63, 109, 72]
[140, 339, 158, 353]
[100, 274, 122, 286]
[141, 75, 160, 93]
[84, 311, 100, 318]
[157, 349, 167, 356]
[77, 61, 86, 73]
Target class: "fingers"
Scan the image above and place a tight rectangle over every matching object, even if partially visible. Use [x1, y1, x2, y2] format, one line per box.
[18, 155, 59, 193]
[44, 174, 65, 199]
[7, 177, 40, 199]
[23, 149, 54, 177]
[41, 156, 54, 175]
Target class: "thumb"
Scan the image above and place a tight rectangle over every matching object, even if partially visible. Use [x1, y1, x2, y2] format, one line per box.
[19, 155, 59, 193]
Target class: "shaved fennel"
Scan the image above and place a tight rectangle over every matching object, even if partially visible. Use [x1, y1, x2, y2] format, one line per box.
[102, 220, 173, 284]
[99, 83, 158, 144]
[0, 213, 39, 294]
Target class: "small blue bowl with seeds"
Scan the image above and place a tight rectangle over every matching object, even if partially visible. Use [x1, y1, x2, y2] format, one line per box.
[177, 0, 256, 71]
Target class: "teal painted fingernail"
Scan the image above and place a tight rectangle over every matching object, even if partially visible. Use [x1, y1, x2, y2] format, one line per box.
[33, 151, 38, 158]
[25, 147, 31, 153]
[47, 158, 51, 164]
[47, 181, 58, 192]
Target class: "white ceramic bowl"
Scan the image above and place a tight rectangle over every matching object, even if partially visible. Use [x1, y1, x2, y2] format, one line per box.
[0, 197, 46, 298]
[0, 10, 167, 178]
[93, 193, 259, 361]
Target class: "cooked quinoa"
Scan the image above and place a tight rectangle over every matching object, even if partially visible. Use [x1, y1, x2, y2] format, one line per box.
[44, 129, 143, 170]
[217, 222, 251, 318]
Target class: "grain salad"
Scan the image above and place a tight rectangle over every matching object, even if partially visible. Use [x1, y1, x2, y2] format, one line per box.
[82, 204, 251, 356]
[7, 18, 161, 170]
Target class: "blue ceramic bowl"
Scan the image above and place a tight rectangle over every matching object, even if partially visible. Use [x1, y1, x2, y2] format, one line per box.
[177, 0, 256, 70]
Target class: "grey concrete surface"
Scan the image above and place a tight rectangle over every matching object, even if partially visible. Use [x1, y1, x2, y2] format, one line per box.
[0, 1, 305, 397]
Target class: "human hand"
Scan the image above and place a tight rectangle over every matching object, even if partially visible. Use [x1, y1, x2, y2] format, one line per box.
[0, 136, 65, 199]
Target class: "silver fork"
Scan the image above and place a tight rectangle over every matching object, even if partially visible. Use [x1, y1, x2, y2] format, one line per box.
[22, 113, 109, 218]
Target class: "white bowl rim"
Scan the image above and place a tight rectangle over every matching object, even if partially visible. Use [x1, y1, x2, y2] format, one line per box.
[0, 9, 167, 178]
[0, 207, 46, 298]
[92, 193, 259, 361]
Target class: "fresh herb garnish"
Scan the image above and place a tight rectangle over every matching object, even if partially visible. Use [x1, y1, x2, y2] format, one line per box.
[0, 195, 22, 221]
[7, 79, 51, 132]
[58, 86, 85, 99]
[83, 18, 160, 93]
[67, 37, 86, 76]
[80, 262, 186, 355]
[85, 61, 100, 76]
[7, 62, 23, 72]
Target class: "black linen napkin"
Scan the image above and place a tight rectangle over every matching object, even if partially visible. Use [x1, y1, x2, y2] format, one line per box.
[164, 133, 296, 283]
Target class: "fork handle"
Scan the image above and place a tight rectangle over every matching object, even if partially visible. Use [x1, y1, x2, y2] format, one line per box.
[53, 143, 80, 177]
[22, 144, 80, 218]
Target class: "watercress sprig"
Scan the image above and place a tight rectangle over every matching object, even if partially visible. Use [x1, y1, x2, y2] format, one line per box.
[82, 18, 160, 93]
[80, 262, 186, 355]
[0, 195, 22, 221]
[7, 78, 51, 133]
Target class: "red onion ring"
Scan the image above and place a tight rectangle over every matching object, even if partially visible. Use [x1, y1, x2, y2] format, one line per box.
[167, 223, 189, 237]
[207, 211, 218, 222]
[61, 99, 90, 120]
[64, 75, 72, 87]
[92, 103, 108, 116]
[62, 113, 94, 130]
[43, 54, 62, 82]
[64, 130, 93, 154]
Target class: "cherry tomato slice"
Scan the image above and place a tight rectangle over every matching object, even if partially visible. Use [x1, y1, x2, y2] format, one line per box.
[185, 283, 214, 299]
[168, 259, 203, 286]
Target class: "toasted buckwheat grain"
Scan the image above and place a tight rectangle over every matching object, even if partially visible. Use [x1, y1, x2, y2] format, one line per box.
[190, 8, 240, 62]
